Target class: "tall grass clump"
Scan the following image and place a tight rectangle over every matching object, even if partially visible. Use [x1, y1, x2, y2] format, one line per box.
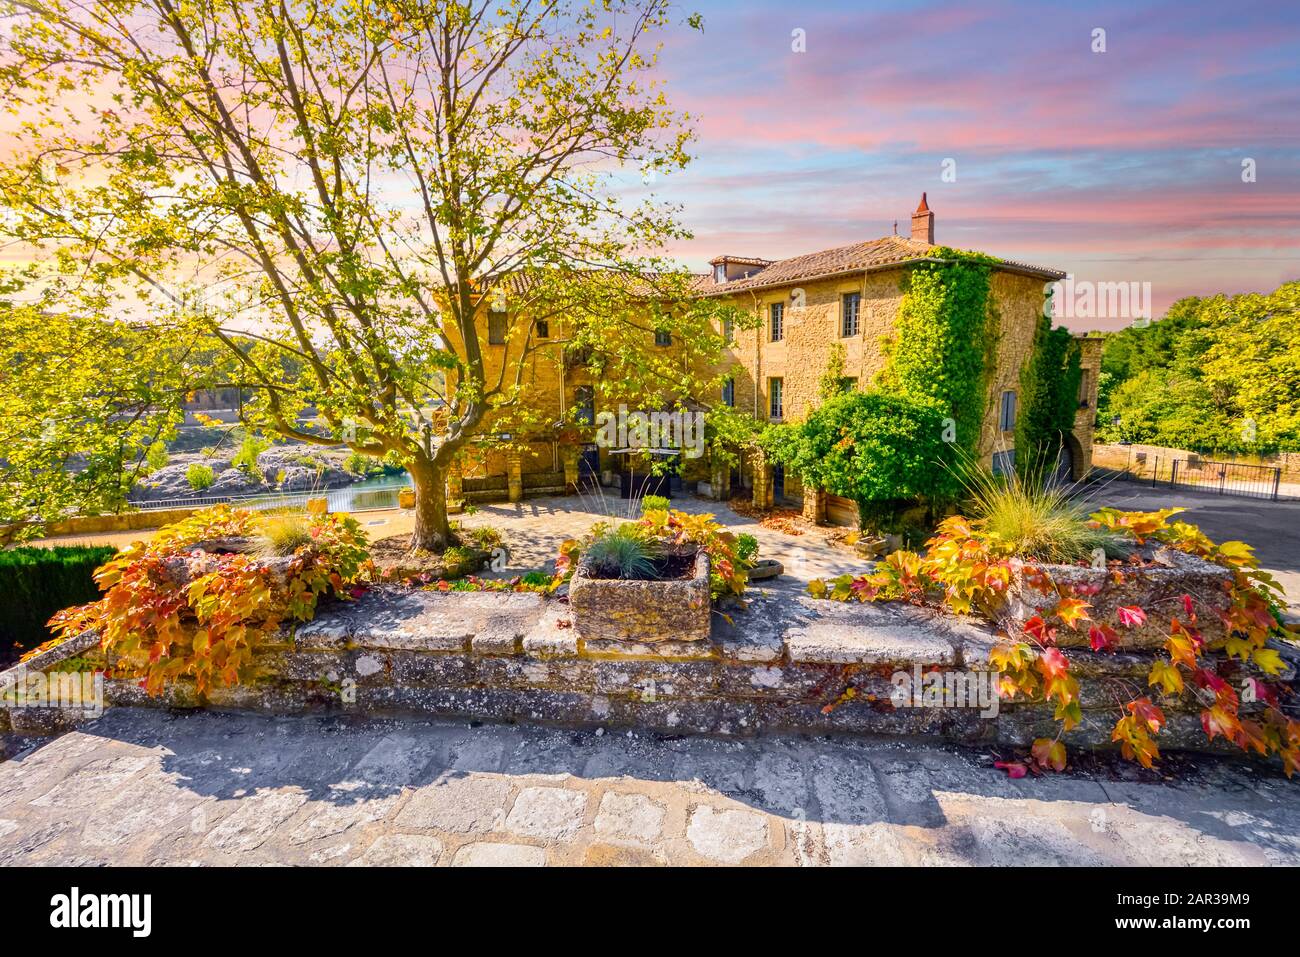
[958, 463, 1123, 564]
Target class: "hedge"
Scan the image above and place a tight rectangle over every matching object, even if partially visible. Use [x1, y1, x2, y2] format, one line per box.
[0, 545, 115, 662]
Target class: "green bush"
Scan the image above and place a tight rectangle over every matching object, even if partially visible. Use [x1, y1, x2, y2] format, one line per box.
[1016, 314, 1082, 477]
[0, 545, 115, 659]
[186, 463, 216, 491]
[766, 390, 958, 531]
[640, 494, 670, 513]
[231, 433, 271, 473]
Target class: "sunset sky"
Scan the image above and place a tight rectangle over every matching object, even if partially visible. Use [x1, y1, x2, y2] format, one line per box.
[647, 0, 1300, 329]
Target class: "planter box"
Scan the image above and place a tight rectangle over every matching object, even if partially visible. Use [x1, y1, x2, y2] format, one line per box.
[569, 550, 711, 643]
[1005, 546, 1234, 649]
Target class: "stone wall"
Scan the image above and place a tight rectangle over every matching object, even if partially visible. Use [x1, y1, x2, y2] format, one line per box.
[5, 587, 1291, 756]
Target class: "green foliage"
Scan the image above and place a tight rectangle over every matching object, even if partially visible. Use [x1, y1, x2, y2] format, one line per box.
[818, 343, 851, 403]
[0, 298, 198, 544]
[1097, 281, 1300, 452]
[766, 390, 958, 528]
[640, 495, 670, 513]
[0, 545, 115, 656]
[0, 0, 731, 551]
[1015, 315, 1083, 476]
[884, 249, 1000, 453]
[735, 533, 759, 568]
[231, 434, 271, 474]
[145, 441, 170, 473]
[186, 464, 216, 491]
[582, 524, 659, 580]
[705, 405, 764, 470]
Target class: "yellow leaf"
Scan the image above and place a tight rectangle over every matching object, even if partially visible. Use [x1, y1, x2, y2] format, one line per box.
[1251, 647, 1285, 675]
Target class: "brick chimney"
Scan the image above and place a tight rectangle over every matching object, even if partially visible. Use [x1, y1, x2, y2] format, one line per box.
[910, 192, 934, 245]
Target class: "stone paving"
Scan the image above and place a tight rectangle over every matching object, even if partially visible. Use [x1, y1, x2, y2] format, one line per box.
[2, 708, 1299, 866]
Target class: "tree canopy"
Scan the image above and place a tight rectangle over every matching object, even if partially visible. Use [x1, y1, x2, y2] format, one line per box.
[0, 0, 730, 549]
[1097, 281, 1300, 453]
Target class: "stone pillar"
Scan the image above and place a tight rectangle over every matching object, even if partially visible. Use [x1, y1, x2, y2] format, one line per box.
[751, 450, 774, 509]
[446, 460, 464, 515]
[802, 486, 826, 525]
[506, 452, 523, 503]
[709, 457, 731, 502]
[561, 445, 580, 493]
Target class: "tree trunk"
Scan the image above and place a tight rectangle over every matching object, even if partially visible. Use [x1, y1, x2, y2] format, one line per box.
[408, 459, 451, 553]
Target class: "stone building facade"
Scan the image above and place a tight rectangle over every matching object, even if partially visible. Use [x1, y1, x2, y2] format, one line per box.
[443, 196, 1100, 520]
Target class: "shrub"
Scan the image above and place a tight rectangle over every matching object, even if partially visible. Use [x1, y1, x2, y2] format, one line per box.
[186, 463, 215, 491]
[1016, 315, 1083, 478]
[231, 433, 271, 473]
[41, 506, 370, 695]
[0, 545, 116, 659]
[343, 450, 381, 476]
[736, 533, 759, 568]
[765, 390, 958, 530]
[640, 494, 670, 513]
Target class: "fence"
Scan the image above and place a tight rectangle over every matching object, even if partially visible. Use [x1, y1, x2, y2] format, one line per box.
[1113, 450, 1288, 501]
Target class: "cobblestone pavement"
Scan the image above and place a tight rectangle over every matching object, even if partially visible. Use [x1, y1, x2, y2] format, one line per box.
[3, 708, 1298, 866]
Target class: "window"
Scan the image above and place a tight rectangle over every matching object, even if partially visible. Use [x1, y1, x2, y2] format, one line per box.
[722, 377, 735, 408]
[574, 385, 595, 425]
[654, 329, 672, 347]
[723, 314, 734, 343]
[992, 449, 1016, 476]
[770, 302, 784, 341]
[713, 263, 727, 283]
[840, 376, 857, 392]
[769, 377, 784, 420]
[1078, 370, 1090, 408]
[535, 319, 549, 339]
[999, 390, 1017, 431]
[841, 293, 860, 337]
[488, 311, 507, 345]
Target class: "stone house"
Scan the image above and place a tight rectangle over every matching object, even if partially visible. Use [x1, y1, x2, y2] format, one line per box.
[696, 196, 1100, 521]
[442, 196, 1101, 523]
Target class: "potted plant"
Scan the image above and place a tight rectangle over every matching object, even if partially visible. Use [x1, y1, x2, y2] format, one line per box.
[560, 508, 754, 643]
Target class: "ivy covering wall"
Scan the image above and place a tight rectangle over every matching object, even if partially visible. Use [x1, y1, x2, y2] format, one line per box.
[1015, 313, 1083, 476]
[882, 248, 999, 457]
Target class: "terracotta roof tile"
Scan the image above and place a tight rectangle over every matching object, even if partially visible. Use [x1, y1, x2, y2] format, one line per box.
[694, 235, 1064, 294]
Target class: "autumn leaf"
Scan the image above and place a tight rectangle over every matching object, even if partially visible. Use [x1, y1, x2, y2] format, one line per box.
[1032, 737, 1067, 772]
[1148, 659, 1184, 696]
[1054, 596, 1092, 630]
[1088, 623, 1119, 652]
[1116, 605, 1147, 628]
[1251, 647, 1285, 675]
[1127, 697, 1166, 735]
[993, 760, 1028, 779]
[1201, 705, 1244, 745]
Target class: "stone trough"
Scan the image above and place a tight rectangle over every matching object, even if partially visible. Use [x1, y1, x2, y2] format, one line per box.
[4, 584, 1294, 759]
[1005, 546, 1236, 649]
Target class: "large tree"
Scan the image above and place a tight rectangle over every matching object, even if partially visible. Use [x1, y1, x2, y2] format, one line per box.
[0, 0, 728, 550]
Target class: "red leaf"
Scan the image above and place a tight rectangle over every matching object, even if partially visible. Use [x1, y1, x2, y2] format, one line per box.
[1181, 594, 1196, 621]
[1088, 623, 1120, 652]
[1116, 605, 1147, 628]
[994, 760, 1028, 779]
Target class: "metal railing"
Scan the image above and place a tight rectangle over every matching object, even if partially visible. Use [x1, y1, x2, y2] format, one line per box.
[1114, 451, 1288, 501]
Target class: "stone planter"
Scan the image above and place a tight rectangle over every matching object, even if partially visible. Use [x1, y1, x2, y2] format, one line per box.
[1005, 545, 1235, 649]
[569, 550, 711, 643]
